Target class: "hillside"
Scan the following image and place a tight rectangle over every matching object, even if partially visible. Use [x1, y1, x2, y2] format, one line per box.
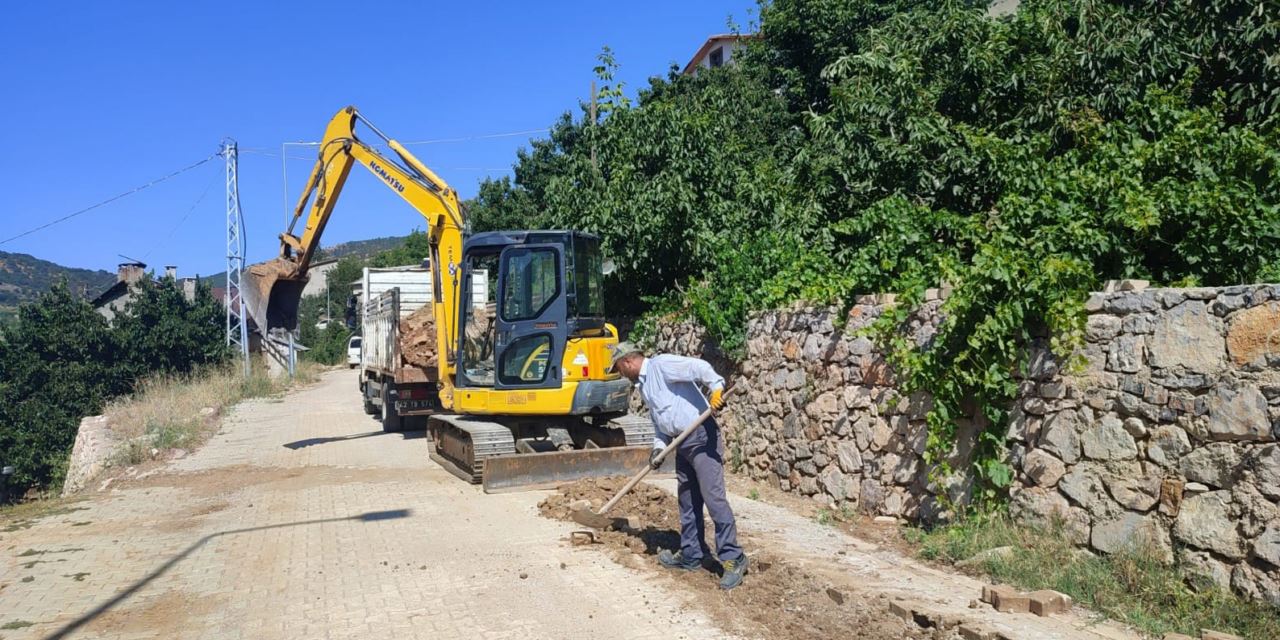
[201, 234, 409, 286]
[0, 250, 117, 322]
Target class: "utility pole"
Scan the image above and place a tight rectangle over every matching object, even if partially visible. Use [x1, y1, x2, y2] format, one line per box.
[589, 80, 598, 170]
[221, 139, 250, 377]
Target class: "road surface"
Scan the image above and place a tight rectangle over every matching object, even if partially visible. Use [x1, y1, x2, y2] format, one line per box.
[0, 370, 1137, 639]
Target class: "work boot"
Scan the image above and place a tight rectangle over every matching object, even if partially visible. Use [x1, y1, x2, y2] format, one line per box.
[719, 554, 749, 590]
[657, 549, 701, 572]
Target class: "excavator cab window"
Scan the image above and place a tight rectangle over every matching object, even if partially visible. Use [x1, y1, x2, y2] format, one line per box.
[460, 253, 499, 387]
[493, 243, 567, 390]
[566, 234, 605, 333]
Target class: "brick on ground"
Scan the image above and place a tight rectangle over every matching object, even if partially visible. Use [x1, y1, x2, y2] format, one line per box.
[1027, 589, 1072, 616]
[1199, 631, 1242, 640]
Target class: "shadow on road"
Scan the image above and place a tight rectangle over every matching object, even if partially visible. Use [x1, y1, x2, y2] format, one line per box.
[282, 428, 425, 450]
[40, 509, 412, 640]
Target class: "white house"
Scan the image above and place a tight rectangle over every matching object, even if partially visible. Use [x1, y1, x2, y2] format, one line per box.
[682, 34, 753, 77]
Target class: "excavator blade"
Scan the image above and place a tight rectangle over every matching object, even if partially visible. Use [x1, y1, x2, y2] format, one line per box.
[481, 446, 671, 494]
[241, 258, 310, 333]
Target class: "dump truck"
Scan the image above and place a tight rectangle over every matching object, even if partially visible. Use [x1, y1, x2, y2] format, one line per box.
[358, 265, 487, 432]
[243, 106, 654, 492]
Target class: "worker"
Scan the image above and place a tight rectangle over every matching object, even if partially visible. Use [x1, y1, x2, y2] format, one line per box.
[609, 343, 748, 590]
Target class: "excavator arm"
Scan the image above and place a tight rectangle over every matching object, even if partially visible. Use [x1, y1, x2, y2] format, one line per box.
[243, 106, 465, 405]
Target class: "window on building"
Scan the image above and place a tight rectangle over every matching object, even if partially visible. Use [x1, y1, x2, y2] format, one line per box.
[709, 46, 724, 68]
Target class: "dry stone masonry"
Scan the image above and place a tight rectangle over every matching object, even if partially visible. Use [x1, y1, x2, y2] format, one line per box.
[645, 283, 1280, 607]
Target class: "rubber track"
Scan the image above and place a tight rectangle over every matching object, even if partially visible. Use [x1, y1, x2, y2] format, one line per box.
[606, 414, 655, 447]
[430, 416, 516, 484]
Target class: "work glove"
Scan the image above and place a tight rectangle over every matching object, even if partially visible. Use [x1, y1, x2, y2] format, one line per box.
[709, 387, 726, 411]
[649, 448, 664, 470]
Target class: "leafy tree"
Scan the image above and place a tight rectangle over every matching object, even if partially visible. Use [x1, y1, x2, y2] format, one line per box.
[113, 276, 227, 380]
[0, 282, 127, 491]
[461, 0, 1280, 503]
[0, 276, 229, 497]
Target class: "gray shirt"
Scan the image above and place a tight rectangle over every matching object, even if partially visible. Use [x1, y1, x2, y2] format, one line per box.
[635, 354, 725, 450]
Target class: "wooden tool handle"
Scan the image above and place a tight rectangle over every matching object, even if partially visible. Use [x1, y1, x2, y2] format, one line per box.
[598, 386, 729, 517]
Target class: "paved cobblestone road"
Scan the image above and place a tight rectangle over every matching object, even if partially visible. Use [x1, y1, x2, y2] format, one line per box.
[0, 370, 731, 640]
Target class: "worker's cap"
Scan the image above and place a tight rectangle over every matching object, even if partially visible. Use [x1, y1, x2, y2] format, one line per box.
[606, 342, 643, 372]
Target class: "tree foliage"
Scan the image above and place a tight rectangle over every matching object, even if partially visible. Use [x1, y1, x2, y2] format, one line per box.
[465, 0, 1280, 503]
[0, 277, 228, 495]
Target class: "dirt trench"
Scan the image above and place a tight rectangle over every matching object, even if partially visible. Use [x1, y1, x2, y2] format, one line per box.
[539, 477, 950, 640]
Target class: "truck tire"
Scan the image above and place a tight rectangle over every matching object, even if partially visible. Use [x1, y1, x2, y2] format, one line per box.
[380, 384, 403, 432]
[362, 383, 377, 416]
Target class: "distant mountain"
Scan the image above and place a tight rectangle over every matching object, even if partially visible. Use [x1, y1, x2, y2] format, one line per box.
[202, 234, 410, 287]
[315, 235, 408, 261]
[0, 251, 118, 321]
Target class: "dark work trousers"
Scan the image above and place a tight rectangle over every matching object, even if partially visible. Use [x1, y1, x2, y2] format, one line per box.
[675, 419, 743, 563]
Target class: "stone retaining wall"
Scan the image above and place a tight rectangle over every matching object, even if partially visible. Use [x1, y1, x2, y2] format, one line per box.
[643, 283, 1280, 605]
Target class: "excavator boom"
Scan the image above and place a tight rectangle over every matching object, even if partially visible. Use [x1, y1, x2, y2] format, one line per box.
[243, 106, 465, 405]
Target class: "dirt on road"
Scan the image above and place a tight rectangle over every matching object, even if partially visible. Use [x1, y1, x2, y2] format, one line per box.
[540, 477, 940, 640]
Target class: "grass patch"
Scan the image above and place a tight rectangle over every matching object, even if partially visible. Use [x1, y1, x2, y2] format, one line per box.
[905, 513, 1280, 638]
[0, 621, 33, 630]
[107, 361, 323, 466]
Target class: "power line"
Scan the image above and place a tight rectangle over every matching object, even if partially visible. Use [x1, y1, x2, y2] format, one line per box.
[0, 154, 219, 247]
[142, 173, 219, 260]
[261, 126, 551, 151]
[401, 127, 549, 145]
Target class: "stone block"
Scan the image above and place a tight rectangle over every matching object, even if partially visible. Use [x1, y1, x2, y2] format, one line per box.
[1174, 491, 1244, 559]
[1252, 524, 1280, 567]
[1106, 335, 1146, 373]
[1107, 470, 1161, 511]
[1027, 590, 1072, 616]
[1040, 410, 1082, 464]
[981, 583, 1006, 605]
[61, 415, 121, 496]
[992, 589, 1031, 613]
[1200, 631, 1242, 640]
[959, 623, 993, 640]
[1160, 477, 1185, 517]
[1123, 417, 1148, 438]
[1255, 444, 1280, 499]
[888, 600, 913, 622]
[1161, 635, 1195, 640]
[1082, 417, 1138, 460]
[1180, 443, 1242, 488]
[1148, 301, 1225, 374]
[1226, 303, 1280, 366]
[1206, 385, 1271, 442]
[1087, 314, 1122, 341]
[1023, 449, 1066, 487]
[1009, 486, 1071, 530]
[835, 441, 862, 474]
[1123, 313, 1155, 334]
[1091, 512, 1171, 561]
[1104, 292, 1158, 314]
[1148, 425, 1192, 468]
[1059, 464, 1115, 516]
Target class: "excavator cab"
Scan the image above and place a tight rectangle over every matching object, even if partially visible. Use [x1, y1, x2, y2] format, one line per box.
[456, 230, 608, 392]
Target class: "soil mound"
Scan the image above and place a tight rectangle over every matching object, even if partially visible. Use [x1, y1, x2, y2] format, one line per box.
[539, 478, 938, 639]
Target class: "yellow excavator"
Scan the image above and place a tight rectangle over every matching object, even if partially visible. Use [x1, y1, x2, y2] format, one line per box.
[243, 106, 654, 491]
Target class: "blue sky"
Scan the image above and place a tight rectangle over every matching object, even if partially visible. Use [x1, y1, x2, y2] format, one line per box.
[0, 0, 754, 277]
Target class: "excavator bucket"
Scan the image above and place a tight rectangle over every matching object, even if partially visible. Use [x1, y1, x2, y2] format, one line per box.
[241, 258, 310, 333]
[480, 446, 672, 493]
